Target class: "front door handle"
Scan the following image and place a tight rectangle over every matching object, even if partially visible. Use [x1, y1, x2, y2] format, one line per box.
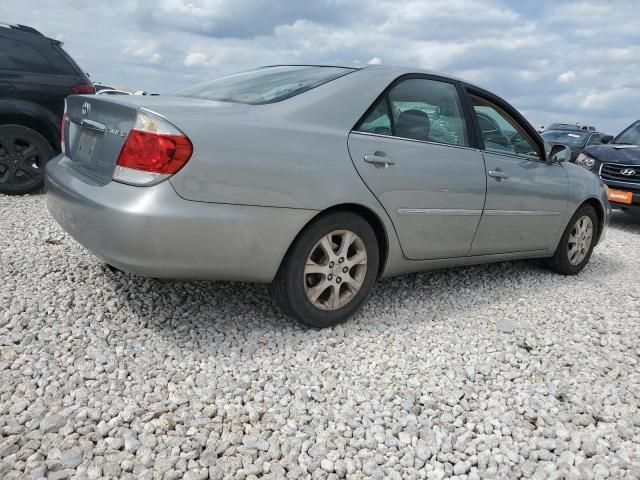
[364, 152, 395, 169]
[488, 169, 507, 180]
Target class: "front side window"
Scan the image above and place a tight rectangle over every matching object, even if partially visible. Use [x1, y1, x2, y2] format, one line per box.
[587, 133, 601, 145]
[173, 65, 355, 105]
[470, 95, 541, 160]
[356, 78, 469, 147]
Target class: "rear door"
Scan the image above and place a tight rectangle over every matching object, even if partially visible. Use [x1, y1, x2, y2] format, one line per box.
[466, 89, 568, 255]
[347, 76, 486, 260]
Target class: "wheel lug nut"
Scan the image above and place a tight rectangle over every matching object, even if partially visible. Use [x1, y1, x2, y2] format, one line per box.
[336, 277, 342, 284]
[342, 267, 348, 273]
[338, 257, 344, 263]
[329, 261, 334, 268]
[327, 274, 332, 280]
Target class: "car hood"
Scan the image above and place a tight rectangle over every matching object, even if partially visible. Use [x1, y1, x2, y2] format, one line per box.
[583, 144, 640, 164]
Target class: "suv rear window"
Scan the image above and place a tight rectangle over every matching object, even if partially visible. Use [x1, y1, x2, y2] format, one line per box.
[174, 66, 355, 105]
[0, 36, 77, 75]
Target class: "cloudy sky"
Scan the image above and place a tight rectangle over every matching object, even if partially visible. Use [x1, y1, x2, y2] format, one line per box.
[1, 0, 638, 133]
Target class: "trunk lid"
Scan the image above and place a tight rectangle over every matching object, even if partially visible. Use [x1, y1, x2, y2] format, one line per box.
[65, 95, 138, 184]
[64, 95, 254, 185]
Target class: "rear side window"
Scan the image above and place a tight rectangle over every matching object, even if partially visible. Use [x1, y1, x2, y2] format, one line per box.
[356, 77, 469, 147]
[174, 66, 355, 105]
[0, 37, 56, 74]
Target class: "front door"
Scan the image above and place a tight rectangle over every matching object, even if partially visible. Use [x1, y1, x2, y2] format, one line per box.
[467, 92, 569, 255]
[348, 77, 486, 260]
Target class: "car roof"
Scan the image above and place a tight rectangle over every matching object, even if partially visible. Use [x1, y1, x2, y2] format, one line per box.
[0, 23, 59, 44]
[260, 63, 485, 89]
[542, 128, 603, 135]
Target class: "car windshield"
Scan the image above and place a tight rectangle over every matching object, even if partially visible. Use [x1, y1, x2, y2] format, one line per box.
[613, 121, 640, 145]
[541, 130, 588, 147]
[173, 66, 355, 105]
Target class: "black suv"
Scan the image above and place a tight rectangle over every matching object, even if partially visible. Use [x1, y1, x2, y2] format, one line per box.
[0, 23, 94, 194]
[576, 120, 640, 216]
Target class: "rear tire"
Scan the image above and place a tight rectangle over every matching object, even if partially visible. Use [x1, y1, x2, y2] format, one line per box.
[546, 204, 599, 275]
[270, 211, 379, 328]
[0, 125, 54, 195]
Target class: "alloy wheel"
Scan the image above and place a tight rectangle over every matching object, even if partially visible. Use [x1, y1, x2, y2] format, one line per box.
[567, 215, 593, 266]
[0, 136, 43, 188]
[303, 229, 368, 311]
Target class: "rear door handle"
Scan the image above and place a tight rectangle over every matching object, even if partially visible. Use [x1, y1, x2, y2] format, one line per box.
[364, 152, 394, 169]
[488, 169, 507, 179]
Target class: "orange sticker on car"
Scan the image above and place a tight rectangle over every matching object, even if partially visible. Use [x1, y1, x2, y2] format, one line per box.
[607, 189, 633, 205]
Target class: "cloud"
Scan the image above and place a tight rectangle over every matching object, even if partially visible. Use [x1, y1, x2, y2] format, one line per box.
[557, 71, 576, 83]
[124, 42, 162, 63]
[0, 0, 638, 133]
[184, 52, 209, 67]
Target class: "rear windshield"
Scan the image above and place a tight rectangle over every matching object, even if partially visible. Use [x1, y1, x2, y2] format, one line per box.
[0, 35, 79, 75]
[613, 121, 640, 145]
[173, 66, 355, 105]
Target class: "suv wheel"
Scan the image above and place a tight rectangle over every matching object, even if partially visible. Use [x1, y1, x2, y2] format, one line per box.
[270, 211, 379, 328]
[0, 125, 54, 195]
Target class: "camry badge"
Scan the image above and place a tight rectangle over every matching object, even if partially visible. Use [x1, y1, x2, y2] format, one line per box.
[620, 168, 636, 176]
[81, 102, 91, 116]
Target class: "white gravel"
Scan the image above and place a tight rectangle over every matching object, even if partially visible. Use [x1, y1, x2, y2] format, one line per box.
[1, 194, 640, 480]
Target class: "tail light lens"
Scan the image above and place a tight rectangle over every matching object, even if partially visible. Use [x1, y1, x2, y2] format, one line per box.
[71, 84, 96, 94]
[113, 110, 193, 186]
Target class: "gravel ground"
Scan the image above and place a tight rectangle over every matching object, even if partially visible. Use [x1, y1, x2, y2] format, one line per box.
[1, 193, 640, 480]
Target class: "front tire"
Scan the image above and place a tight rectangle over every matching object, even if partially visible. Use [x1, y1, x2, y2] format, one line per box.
[271, 211, 379, 328]
[0, 125, 55, 195]
[546, 204, 599, 275]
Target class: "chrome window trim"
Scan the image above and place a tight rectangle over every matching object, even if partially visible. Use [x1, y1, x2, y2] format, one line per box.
[350, 130, 480, 152]
[481, 148, 549, 165]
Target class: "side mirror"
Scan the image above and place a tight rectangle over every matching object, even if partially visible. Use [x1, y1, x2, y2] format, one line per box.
[548, 143, 570, 163]
[601, 134, 613, 144]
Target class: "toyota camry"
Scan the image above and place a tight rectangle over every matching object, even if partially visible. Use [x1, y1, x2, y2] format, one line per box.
[46, 64, 610, 327]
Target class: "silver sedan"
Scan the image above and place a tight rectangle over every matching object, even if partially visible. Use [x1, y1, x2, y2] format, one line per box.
[46, 64, 610, 327]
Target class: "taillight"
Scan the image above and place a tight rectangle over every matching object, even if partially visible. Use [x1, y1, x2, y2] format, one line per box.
[71, 84, 96, 94]
[113, 110, 193, 186]
[60, 101, 67, 154]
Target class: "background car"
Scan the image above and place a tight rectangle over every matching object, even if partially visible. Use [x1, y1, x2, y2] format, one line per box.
[95, 84, 132, 96]
[0, 23, 94, 194]
[541, 125, 613, 163]
[576, 119, 640, 216]
[46, 64, 609, 327]
[96, 88, 132, 96]
[546, 122, 596, 132]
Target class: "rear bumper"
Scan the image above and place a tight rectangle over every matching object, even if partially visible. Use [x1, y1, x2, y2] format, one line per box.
[46, 155, 317, 281]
